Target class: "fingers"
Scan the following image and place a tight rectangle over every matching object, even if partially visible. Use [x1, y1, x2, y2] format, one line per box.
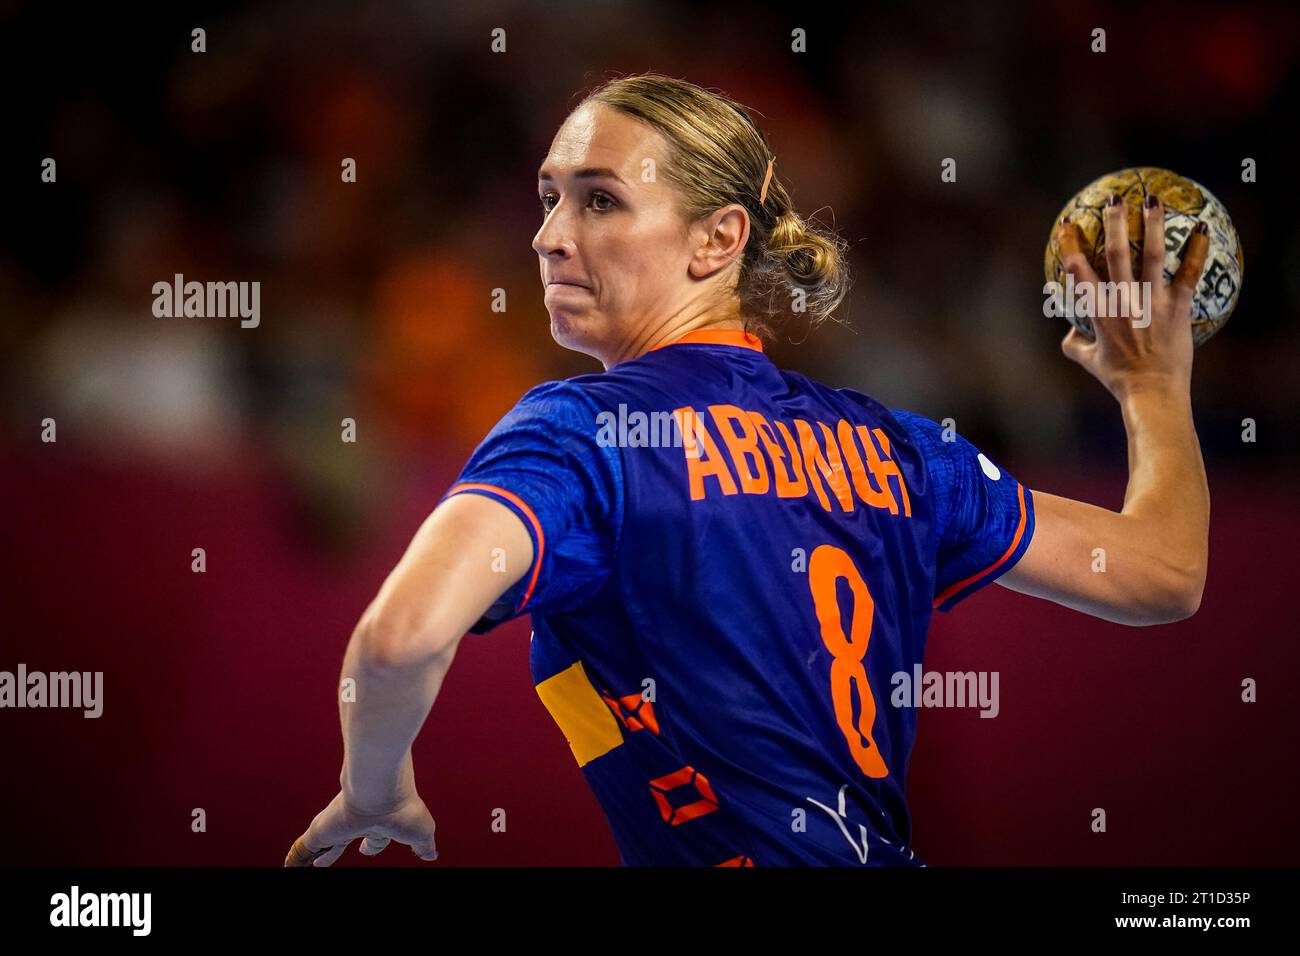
[391, 810, 439, 861]
[285, 833, 416, 866]
[1058, 221, 1101, 349]
[284, 833, 353, 867]
[409, 835, 439, 861]
[284, 834, 330, 868]
[285, 829, 436, 866]
[1103, 193, 1134, 286]
[313, 841, 352, 867]
[1141, 193, 1166, 288]
[1057, 219, 1098, 285]
[1172, 222, 1210, 313]
[285, 790, 441, 868]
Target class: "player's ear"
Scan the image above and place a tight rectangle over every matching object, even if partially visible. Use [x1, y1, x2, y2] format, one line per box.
[688, 205, 749, 280]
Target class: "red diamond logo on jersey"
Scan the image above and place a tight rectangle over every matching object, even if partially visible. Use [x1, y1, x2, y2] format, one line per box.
[600, 689, 660, 736]
[648, 765, 719, 825]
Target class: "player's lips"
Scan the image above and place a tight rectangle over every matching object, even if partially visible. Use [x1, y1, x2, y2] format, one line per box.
[545, 279, 592, 298]
[546, 279, 591, 289]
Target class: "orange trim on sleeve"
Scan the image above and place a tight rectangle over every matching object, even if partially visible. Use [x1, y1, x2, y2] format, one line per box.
[648, 328, 763, 352]
[446, 482, 544, 612]
[932, 482, 1028, 609]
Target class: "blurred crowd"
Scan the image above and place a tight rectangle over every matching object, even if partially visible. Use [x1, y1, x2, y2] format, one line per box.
[4, 0, 1298, 547]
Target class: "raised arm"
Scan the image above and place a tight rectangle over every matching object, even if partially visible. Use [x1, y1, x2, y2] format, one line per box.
[999, 194, 1211, 626]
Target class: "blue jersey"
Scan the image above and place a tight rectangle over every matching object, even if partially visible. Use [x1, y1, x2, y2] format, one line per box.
[442, 329, 1034, 866]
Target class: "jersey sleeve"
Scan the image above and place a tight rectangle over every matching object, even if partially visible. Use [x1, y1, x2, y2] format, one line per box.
[440, 380, 624, 633]
[889, 410, 1035, 612]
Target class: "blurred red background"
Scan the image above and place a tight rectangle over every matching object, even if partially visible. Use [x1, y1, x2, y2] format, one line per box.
[2, 1, 1296, 864]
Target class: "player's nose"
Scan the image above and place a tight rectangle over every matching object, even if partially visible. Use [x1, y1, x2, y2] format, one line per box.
[532, 203, 577, 260]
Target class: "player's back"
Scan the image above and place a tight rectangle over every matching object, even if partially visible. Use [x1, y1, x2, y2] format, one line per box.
[446, 329, 1034, 866]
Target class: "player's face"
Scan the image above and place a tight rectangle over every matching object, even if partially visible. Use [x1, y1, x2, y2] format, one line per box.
[533, 103, 698, 364]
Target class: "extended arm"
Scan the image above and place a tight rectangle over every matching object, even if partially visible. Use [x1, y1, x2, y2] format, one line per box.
[999, 194, 1211, 626]
[340, 492, 533, 810]
[285, 381, 617, 866]
[284, 492, 533, 866]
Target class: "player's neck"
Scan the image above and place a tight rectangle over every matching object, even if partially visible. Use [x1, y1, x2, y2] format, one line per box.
[605, 305, 749, 368]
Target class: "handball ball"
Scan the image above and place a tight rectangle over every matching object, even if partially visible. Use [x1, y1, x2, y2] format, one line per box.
[1044, 167, 1244, 347]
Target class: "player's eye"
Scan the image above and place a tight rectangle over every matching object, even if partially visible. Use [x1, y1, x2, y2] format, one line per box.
[538, 191, 617, 214]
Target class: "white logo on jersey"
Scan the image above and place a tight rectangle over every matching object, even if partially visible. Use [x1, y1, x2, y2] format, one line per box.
[977, 453, 1001, 481]
[807, 784, 870, 864]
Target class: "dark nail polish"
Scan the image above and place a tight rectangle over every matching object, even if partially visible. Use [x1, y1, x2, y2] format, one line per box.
[1109, 194, 1123, 207]
[1194, 221, 1209, 235]
[1145, 194, 1159, 209]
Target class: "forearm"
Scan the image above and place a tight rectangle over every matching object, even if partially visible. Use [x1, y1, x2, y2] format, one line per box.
[1000, 385, 1209, 623]
[1115, 380, 1209, 586]
[336, 623, 457, 812]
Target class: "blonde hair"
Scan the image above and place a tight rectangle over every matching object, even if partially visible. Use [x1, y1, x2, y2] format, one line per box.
[577, 73, 851, 341]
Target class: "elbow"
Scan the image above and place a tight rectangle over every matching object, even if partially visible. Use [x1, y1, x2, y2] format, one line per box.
[1128, 568, 1206, 626]
[1144, 588, 1201, 626]
[1168, 557, 1208, 622]
[1173, 575, 1205, 621]
[1170, 577, 1205, 622]
[356, 605, 457, 670]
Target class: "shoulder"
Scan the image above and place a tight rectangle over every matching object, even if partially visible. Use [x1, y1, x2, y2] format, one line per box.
[482, 379, 611, 443]
[457, 377, 625, 533]
[465, 379, 621, 480]
[508, 378, 603, 414]
[884, 408, 946, 452]
[877, 408, 961, 487]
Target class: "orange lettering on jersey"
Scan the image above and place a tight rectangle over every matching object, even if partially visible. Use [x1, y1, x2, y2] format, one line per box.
[710, 404, 770, 495]
[839, 419, 898, 514]
[858, 425, 912, 517]
[675, 406, 910, 520]
[673, 406, 739, 500]
[773, 420, 809, 497]
[796, 419, 854, 513]
[809, 545, 890, 779]
[749, 412, 808, 498]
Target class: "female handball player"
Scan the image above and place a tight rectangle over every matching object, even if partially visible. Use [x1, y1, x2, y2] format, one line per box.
[286, 73, 1209, 867]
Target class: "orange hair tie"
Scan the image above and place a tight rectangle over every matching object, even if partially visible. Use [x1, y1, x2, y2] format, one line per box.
[758, 157, 775, 204]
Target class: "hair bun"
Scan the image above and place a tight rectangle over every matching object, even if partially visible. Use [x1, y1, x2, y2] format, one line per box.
[748, 209, 850, 336]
